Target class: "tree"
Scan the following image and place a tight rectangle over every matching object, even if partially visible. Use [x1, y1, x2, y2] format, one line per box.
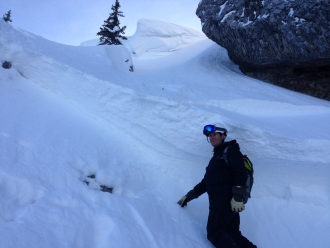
[97, 0, 127, 45]
[3, 10, 12, 23]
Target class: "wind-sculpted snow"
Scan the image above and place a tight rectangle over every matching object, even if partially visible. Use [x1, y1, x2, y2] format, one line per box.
[1, 19, 330, 248]
[127, 19, 206, 56]
[3, 38, 328, 164]
[104, 45, 133, 72]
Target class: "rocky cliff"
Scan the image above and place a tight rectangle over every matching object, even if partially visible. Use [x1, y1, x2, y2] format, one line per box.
[196, 0, 330, 100]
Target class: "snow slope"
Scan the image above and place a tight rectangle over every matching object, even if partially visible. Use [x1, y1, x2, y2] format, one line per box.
[1, 18, 330, 248]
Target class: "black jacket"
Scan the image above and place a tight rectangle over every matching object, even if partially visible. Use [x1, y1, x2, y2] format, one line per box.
[192, 140, 248, 200]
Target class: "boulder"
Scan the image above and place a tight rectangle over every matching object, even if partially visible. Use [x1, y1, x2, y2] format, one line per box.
[196, 0, 330, 100]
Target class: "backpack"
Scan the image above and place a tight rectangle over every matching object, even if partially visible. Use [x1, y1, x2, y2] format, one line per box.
[222, 146, 254, 203]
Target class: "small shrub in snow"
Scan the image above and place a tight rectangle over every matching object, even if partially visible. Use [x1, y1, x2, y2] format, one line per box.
[83, 174, 113, 194]
[2, 61, 12, 69]
[3, 10, 12, 23]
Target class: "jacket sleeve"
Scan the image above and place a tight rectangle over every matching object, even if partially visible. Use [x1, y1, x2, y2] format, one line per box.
[227, 146, 248, 187]
[192, 174, 207, 197]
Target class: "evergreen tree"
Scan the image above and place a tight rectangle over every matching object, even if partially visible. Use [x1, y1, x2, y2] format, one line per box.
[97, 0, 127, 45]
[3, 10, 12, 23]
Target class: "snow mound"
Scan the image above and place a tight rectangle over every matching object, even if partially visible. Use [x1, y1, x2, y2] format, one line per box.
[80, 19, 207, 58]
[0, 171, 39, 222]
[104, 45, 134, 72]
[80, 39, 99, 46]
[126, 19, 206, 56]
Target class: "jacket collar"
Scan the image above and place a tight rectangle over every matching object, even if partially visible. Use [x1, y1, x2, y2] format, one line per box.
[213, 140, 240, 154]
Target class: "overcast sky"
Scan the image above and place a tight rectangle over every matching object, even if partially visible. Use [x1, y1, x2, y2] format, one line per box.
[1, 0, 203, 46]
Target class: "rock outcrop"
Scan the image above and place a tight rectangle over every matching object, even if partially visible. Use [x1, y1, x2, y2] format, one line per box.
[2, 61, 12, 69]
[196, 0, 330, 100]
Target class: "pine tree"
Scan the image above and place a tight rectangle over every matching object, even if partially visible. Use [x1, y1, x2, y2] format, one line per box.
[97, 0, 127, 45]
[3, 10, 12, 23]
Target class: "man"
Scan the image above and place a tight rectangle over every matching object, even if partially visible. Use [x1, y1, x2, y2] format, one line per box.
[177, 124, 256, 248]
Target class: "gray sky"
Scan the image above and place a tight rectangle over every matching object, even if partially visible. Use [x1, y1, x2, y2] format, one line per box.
[1, 0, 203, 46]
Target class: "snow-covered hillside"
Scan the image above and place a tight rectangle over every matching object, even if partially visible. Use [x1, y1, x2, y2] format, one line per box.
[1, 18, 330, 248]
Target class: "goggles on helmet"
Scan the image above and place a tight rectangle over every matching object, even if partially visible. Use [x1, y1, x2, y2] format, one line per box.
[203, 124, 227, 136]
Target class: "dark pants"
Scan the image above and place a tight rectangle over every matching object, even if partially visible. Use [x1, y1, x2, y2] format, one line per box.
[206, 196, 256, 248]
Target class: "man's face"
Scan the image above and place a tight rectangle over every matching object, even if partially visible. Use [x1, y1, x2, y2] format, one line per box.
[209, 132, 225, 147]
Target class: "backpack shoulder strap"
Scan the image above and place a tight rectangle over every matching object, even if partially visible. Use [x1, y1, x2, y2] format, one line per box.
[221, 146, 230, 164]
[221, 145, 243, 166]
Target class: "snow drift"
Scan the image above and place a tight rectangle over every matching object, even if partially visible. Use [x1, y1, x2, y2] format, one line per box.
[127, 19, 206, 56]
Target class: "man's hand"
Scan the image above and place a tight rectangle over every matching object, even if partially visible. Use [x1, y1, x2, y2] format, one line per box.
[231, 185, 246, 212]
[230, 198, 245, 212]
[177, 195, 189, 207]
[177, 190, 198, 207]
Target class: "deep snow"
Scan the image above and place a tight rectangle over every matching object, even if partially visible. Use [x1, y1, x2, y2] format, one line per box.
[1, 18, 330, 248]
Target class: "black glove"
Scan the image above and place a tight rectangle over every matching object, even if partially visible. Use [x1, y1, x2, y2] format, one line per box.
[231, 186, 247, 212]
[177, 189, 198, 207]
[232, 186, 248, 204]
